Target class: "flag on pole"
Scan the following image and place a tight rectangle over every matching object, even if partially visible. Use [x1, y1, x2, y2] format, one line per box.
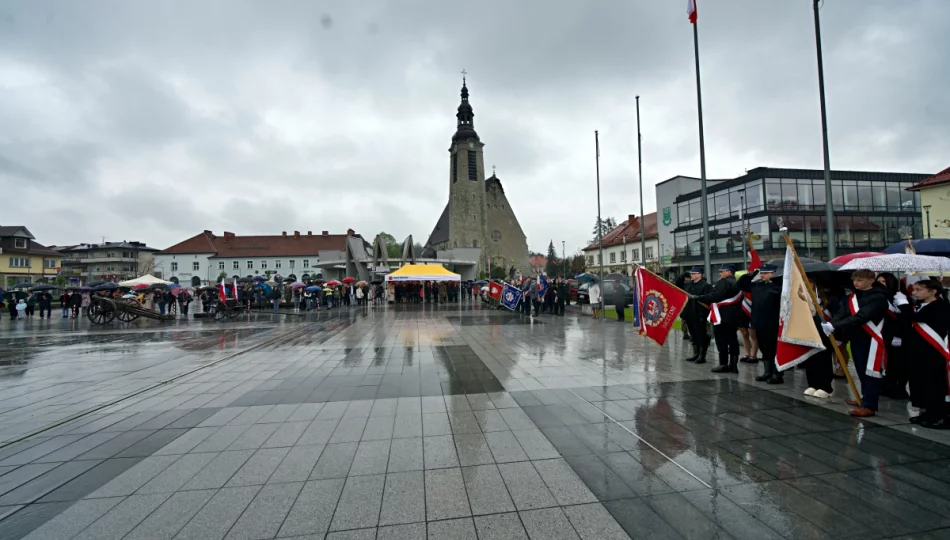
[488, 281, 503, 301]
[687, 0, 697, 24]
[232, 278, 239, 301]
[775, 246, 826, 371]
[635, 267, 689, 346]
[500, 283, 523, 311]
[537, 275, 548, 298]
[218, 279, 228, 303]
[748, 245, 762, 272]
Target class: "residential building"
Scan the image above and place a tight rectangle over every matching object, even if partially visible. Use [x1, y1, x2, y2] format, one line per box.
[154, 230, 358, 287]
[582, 213, 660, 276]
[0, 226, 62, 287]
[907, 165, 950, 239]
[50, 241, 159, 283]
[668, 166, 927, 277]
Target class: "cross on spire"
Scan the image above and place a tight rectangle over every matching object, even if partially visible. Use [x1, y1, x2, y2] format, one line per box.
[492, 165, 496, 176]
[461, 69, 467, 84]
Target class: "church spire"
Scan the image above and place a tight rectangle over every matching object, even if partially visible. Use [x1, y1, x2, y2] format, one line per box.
[452, 70, 479, 142]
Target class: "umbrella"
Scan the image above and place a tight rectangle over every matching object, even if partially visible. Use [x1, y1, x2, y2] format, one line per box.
[766, 257, 840, 277]
[93, 283, 119, 291]
[473, 280, 488, 286]
[237, 277, 254, 283]
[840, 253, 950, 273]
[342, 277, 356, 284]
[11, 282, 33, 290]
[252, 276, 266, 282]
[29, 284, 57, 291]
[326, 280, 341, 286]
[829, 252, 885, 265]
[305, 285, 321, 292]
[133, 283, 151, 290]
[86, 280, 107, 288]
[290, 282, 307, 289]
[356, 281, 368, 287]
[574, 273, 601, 283]
[883, 239, 950, 256]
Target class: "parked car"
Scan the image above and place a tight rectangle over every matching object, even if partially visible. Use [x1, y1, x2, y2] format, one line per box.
[576, 282, 591, 304]
[577, 280, 635, 306]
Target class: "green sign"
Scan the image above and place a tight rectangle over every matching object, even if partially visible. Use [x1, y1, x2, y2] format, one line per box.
[662, 207, 672, 226]
[661, 255, 672, 266]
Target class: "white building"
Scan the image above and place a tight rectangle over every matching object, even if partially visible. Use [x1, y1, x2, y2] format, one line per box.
[154, 230, 361, 286]
[582, 213, 660, 275]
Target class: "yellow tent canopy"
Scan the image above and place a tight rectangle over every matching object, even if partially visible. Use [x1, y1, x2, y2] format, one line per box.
[385, 264, 461, 282]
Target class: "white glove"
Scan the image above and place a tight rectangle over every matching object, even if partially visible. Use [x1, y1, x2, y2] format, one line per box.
[821, 322, 834, 336]
[893, 292, 909, 307]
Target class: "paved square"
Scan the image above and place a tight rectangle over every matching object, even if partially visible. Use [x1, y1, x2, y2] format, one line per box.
[1, 304, 949, 539]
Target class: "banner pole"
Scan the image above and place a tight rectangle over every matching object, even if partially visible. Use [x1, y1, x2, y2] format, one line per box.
[781, 230, 860, 401]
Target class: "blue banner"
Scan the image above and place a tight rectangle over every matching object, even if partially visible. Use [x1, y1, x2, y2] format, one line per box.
[501, 283, 523, 311]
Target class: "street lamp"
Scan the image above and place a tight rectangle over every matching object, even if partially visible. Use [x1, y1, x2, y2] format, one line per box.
[562, 241, 566, 277]
[924, 205, 932, 239]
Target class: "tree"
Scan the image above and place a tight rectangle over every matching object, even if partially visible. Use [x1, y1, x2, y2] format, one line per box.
[489, 266, 507, 280]
[217, 271, 227, 283]
[545, 240, 560, 277]
[376, 231, 401, 259]
[570, 253, 587, 274]
[591, 217, 617, 243]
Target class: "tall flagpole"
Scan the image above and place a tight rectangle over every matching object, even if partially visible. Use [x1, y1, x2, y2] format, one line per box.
[813, 0, 835, 260]
[691, 6, 711, 277]
[636, 96, 646, 269]
[595, 131, 605, 313]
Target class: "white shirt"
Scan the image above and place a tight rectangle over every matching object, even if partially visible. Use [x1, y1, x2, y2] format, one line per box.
[589, 283, 601, 305]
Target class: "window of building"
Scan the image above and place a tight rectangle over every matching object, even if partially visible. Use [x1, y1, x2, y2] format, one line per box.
[714, 191, 730, 218]
[452, 153, 458, 183]
[744, 180, 764, 212]
[765, 180, 782, 210]
[597, 254, 601, 264]
[587, 255, 594, 265]
[473, 240, 478, 248]
[830, 180, 844, 210]
[14, 238, 27, 249]
[275, 260, 282, 269]
[620, 251, 626, 262]
[289, 260, 295, 268]
[812, 180, 827, 209]
[192, 261, 200, 271]
[609, 252, 616, 263]
[797, 181, 813, 210]
[44, 259, 56, 268]
[491, 230, 501, 242]
[781, 182, 798, 210]
[645, 246, 654, 259]
[233, 261, 240, 269]
[729, 188, 744, 216]
[171, 262, 178, 272]
[247, 260, 253, 269]
[689, 199, 700, 225]
[473, 214, 477, 221]
[261, 261, 268, 269]
[303, 259, 310, 268]
[900, 183, 917, 210]
[122, 251, 133, 258]
[9, 257, 28, 267]
[218, 261, 225, 270]
[107, 252, 116, 258]
[467, 150, 477, 180]
[632, 248, 639, 261]
[871, 183, 886, 211]
[123, 265, 133, 272]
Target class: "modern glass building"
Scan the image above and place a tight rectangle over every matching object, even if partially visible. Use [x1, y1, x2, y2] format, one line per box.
[670, 167, 928, 274]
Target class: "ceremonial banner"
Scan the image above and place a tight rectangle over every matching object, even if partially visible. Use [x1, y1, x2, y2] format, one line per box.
[500, 283, 523, 311]
[488, 281, 503, 301]
[635, 267, 688, 346]
[776, 246, 826, 371]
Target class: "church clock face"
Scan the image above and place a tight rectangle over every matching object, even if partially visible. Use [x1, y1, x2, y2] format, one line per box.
[468, 142, 474, 149]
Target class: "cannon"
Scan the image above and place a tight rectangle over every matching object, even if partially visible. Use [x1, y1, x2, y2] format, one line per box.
[87, 296, 176, 324]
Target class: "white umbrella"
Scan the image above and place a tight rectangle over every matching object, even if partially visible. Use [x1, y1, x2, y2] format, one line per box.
[840, 253, 950, 273]
[118, 274, 172, 287]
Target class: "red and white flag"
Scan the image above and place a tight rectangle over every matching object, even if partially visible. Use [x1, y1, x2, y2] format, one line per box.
[687, 0, 698, 24]
[218, 279, 228, 303]
[232, 278, 239, 301]
[636, 268, 689, 346]
[748, 245, 762, 272]
[775, 246, 826, 371]
[488, 281, 503, 301]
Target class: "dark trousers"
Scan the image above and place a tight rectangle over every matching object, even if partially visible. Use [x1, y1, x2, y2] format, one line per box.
[556, 298, 565, 316]
[685, 317, 708, 349]
[854, 352, 884, 410]
[713, 323, 740, 359]
[884, 345, 908, 395]
[616, 304, 626, 322]
[39, 305, 51, 318]
[756, 326, 779, 378]
[533, 299, 541, 316]
[804, 349, 834, 393]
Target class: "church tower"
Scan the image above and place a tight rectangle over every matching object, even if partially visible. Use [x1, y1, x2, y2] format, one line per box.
[447, 75, 488, 262]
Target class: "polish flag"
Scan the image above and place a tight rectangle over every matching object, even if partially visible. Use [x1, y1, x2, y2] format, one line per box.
[219, 279, 228, 303]
[687, 0, 697, 24]
[748, 246, 762, 272]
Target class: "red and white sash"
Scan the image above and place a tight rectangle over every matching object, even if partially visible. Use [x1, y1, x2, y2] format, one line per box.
[911, 304, 950, 402]
[707, 291, 743, 325]
[848, 294, 886, 378]
[741, 292, 752, 317]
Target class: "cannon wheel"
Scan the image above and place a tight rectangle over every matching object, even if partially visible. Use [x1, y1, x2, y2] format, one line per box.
[88, 302, 116, 325]
[226, 307, 241, 319]
[117, 310, 139, 322]
[214, 306, 229, 321]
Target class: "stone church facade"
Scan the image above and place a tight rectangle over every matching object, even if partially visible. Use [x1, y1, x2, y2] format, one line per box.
[425, 79, 530, 276]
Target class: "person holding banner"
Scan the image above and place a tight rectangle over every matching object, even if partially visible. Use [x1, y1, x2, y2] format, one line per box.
[738, 264, 782, 384]
[698, 264, 743, 374]
[676, 267, 712, 364]
[905, 279, 950, 429]
[821, 270, 889, 417]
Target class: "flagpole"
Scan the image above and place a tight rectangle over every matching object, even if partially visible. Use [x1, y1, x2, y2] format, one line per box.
[813, 0, 835, 260]
[692, 16, 711, 277]
[781, 230, 860, 401]
[595, 130, 605, 318]
[636, 96, 646, 268]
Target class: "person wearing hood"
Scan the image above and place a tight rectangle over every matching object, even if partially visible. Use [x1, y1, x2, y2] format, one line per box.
[738, 264, 782, 384]
[698, 264, 743, 374]
[677, 267, 713, 363]
[821, 269, 890, 417]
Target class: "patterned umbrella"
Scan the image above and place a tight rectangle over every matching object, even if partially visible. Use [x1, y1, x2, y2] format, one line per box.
[840, 253, 950, 273]
[829, 251, 884, 265]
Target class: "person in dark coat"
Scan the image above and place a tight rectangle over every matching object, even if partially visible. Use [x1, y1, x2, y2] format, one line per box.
[698, 264, 743, 373]
[876, 272, 913, 400]
[804, 279, 840, 398]
[822, 269, 890, 417]
[676, 267, 713, 363]
[556, 279, 569, 316]
[905, 278, 950, 429]
[738, 264, 783, 383]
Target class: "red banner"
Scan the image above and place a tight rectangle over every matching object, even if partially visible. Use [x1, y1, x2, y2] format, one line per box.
[635, 268, 689, 346]
[488, 281, 503, 300]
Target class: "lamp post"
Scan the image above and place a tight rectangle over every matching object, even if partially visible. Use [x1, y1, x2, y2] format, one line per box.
[924, 205, 932, 238]
[562, 241, 566, 277]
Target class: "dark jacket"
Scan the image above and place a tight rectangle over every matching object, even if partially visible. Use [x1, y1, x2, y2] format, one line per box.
[675, 274, 712, 321]
[698, 274, 743, 326]
[737, 270, 781, 331]
[833, 284, 889, 347]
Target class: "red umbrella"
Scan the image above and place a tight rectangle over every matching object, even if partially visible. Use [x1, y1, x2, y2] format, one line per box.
[829, 252, 885, 265]
[342, 277, 356, 284]
[133, 283, 150, 290]
[326, 280, 342, 286]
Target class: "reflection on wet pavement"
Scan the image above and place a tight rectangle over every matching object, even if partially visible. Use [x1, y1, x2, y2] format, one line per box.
[0, 304, 948, 539]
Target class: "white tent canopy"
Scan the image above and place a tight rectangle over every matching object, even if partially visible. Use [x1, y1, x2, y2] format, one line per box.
[118, 274, 172, 287]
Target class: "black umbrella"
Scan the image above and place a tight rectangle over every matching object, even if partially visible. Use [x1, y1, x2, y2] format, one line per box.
[29, 284, 57, 291]
[11, 282, 33, 290]
[93, 283, 119, 291]
[766, 257, 841, 277]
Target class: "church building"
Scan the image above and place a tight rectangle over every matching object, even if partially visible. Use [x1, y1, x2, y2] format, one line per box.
[424, 78, 530, 276]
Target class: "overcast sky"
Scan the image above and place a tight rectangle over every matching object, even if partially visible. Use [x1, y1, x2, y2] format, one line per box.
[1, 1, 946, 255]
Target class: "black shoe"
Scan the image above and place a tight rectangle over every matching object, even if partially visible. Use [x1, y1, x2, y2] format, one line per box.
[710, 364, 731, 373]
[740, 356, 759, 364]
[754, 373, 770, 382]
[728, 355, 740, 374]
[766, 375, 784, 385]
[694, 358, 707, 365]
[684, 344, 700, 363]
[921, 417, 950, 430]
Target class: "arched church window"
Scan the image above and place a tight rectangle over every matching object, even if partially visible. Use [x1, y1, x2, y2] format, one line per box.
[473, 240, 478, 248]
[491, 230, 502, 243]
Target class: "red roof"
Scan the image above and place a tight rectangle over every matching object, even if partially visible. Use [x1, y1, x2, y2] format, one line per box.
[907, 165, 950, 191]
[159, 230, 351, 257]
[583, 213, 658, 252]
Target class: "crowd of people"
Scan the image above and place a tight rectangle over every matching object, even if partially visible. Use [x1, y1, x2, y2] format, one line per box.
[678, 263, 950, 428]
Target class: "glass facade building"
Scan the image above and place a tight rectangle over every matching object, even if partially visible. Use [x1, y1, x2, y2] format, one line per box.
[670, 167, 928, 272]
